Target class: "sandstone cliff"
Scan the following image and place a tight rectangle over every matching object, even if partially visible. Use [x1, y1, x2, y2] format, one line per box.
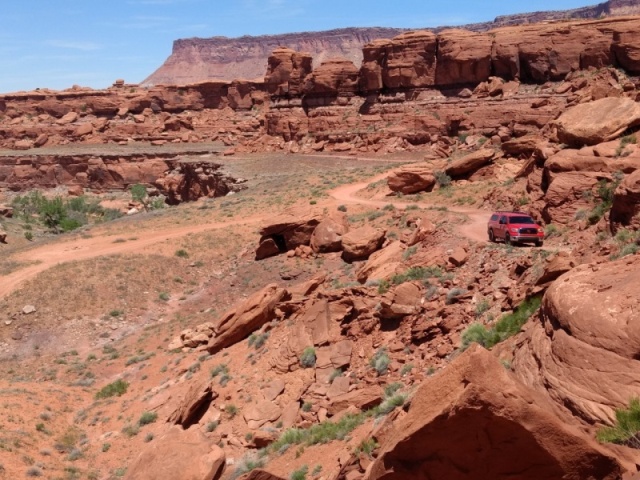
[143, 0, 640, 86]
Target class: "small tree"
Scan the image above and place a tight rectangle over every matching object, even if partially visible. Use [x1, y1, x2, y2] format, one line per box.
[130, 184, 148, 204]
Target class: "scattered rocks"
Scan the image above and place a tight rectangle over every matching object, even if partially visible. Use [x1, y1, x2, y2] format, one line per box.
[22, 305, 36, 315]
[341, 226, 386, 262]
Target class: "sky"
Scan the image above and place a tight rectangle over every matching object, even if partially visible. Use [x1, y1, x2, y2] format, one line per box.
[0, 0, 597, 93]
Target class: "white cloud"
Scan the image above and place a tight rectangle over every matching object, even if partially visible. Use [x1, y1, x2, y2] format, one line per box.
[45, 40, 102, 51]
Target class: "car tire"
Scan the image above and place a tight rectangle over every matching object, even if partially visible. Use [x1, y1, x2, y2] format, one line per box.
[505, 234, 512, 246]
[536, 240, 543, 247]
[488, 229, 495, 243]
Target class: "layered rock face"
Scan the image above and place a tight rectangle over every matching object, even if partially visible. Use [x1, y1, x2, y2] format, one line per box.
[143, 28, 405, 86]
[513, 255, 640, 425]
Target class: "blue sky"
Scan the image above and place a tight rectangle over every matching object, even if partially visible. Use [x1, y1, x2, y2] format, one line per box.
[1, 0, 595, 93]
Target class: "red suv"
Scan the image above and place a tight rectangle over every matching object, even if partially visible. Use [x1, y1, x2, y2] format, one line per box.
[488, 212, 544, 246]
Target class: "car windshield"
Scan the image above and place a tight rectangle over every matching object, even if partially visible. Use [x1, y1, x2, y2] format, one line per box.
[509, 216, 535, 224]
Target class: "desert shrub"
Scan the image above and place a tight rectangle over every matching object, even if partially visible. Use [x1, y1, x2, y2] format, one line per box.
[390, 266, 442, 286]
[589, 175, 623, 224]
[225, 404, 238, 418]
[144, 433, 154, 443]
[356, 438, 379, 457]
[158, 292, 170, 301]
[461, 296, 542, 350]
[445, 287, 467, 305]
[95, 379, 129, 399]
[377, 394, 406, 416]
[545, 224, 560, 238]
[290, 465, 308, 480]
[300, 347, 317, 368]
[475, 298, 491, 317]
[248, 332, 269, 350]
[206, 421, 219, 432]
[26, 467, 43, 477]
[231, 454, 265, 480]
[400, 364, 414, 376]
[302, 402, 313, 412]
[597, 398, 640, 448]
[328, 369, 343, 382]
[369, 349, 390, 375]
[337, 205, 347, 212]
[434, 170, 452, 188]
[210, 364, 229, 378]
[122, 423, 140, 437]
[175, 249, 189, 258]
[138, 411, 158, 426]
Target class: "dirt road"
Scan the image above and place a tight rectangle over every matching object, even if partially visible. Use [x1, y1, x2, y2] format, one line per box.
[0, 172, 491, 299]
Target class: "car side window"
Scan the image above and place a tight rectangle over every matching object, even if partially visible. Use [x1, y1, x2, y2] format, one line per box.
[499, 216, 506, 224]
[490, 214, 498, 221]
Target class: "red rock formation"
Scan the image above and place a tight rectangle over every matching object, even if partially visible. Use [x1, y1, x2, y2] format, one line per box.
[361, 31, 437, 92]
[366, 346, 626, 480]
[264, 48, 313, 97]
[303, 58, 359, 99]
[513, 255, 640, 425]
[143, 28, 406, 86]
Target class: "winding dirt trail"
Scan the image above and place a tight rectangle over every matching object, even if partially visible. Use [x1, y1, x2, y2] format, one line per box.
[0, 171, 491, 299]
[329, 173, 491, 243]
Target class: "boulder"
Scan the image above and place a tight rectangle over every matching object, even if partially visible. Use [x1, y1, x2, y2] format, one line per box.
[555, 97, 640, 146]
[366, 346, 625, 480]
[310, 215, 349, 253]
[243, 400, 282, 429]
[542, 171, 605, 224]
[514, 255, 640, 425]
[256, 209, 324, 260]
[124, 426, 225, 480]
[262, 379, 285, 402]
[328, 387, 383, 416]
[168, 377, 217, 428]
[534, 252, 576, 287]
[445, 149, 494, 178]
[502, 135, 545, 157]
[341, 226, 386, 262]
[356, 241, 405, 284]
[378, 282, 423, 319]
[207, 284, 290, 354]
[387, 165, 436, 194]
[448, 246, 468, 267]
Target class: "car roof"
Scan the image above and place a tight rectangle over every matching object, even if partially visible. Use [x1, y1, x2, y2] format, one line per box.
[493, 211, 533, 216]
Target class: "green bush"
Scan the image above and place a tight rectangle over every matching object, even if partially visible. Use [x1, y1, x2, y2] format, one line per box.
[300, 347, 316, 368]
[138, 411, 158, 426]
[95, 379, 129, 399]
[370, 349, 390, 376]
[434, 170, 452, 188]
[461, 296, 542, 350]
[130, 184, 147, 203]
[597, 398, 640, 448]
[290, 465, 308, 480]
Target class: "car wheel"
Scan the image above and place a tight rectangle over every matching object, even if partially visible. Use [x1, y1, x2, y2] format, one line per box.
[488, 229, 495, 243]
[536, 240, 543, 247]
[505, 234, 512, 246]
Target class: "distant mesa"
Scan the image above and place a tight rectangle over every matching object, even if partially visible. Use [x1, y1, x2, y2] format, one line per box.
[142, 0, 640, 86]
